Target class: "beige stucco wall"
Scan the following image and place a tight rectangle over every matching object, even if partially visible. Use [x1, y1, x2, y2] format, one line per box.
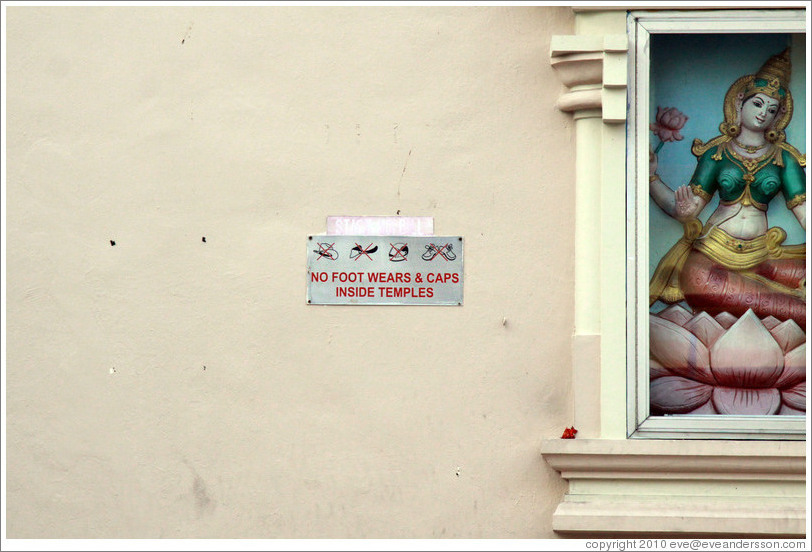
[5, 6, 576, 538]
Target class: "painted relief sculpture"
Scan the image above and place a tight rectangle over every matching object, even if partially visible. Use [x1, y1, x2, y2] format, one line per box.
[648, 49, 806, 415]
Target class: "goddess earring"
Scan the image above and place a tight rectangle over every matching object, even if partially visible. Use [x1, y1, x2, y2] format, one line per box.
[723, 101, 742, 138]
[765, 129, 781, 143]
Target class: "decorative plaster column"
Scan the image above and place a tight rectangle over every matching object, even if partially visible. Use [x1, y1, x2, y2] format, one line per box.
[549, 32, 628, 439]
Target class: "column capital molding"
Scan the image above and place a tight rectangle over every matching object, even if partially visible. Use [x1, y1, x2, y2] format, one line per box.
[549, 34, 628, 123]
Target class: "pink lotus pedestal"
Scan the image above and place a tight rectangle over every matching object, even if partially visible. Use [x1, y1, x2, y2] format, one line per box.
[650, 306, 805, 415]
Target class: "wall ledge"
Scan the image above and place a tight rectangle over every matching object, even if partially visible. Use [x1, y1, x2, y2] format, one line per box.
[551, 495, 806, 537]
[541, 438, 805, 479]
[571, 6, 794, 12]
[541, 439, 806, 537]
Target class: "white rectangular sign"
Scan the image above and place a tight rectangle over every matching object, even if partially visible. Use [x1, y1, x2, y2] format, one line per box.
[307, 235, 463, 305]
[326, 216, 434, 236]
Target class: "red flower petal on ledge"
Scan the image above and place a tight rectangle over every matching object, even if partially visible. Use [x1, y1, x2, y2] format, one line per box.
[561, 427, 578, 439]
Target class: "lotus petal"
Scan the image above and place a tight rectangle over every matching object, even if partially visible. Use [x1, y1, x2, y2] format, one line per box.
[709, 310, 784, 388]
[775, 344, 805, 390]
[711, 387, 781, 415]
[769, 319, 805, 353]
[760, 316, 781, 330]
[650, 316, 715, 385]
[778, 404, 805, 416]
[657, 304, 692, 326]
[685, 401, 718, 415]
[780, 382, 805, 412]
[714, 312, 738, 329]
[650, 358, 673, 380]
[683, 311, 725, 348]
[651, 376, 714, 414]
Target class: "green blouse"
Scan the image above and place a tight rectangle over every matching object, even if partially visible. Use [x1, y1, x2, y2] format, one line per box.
[689, 143, 806, 210]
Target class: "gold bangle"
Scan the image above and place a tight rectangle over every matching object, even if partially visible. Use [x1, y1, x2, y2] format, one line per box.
[787, 193, 806, 210]
[649, 174, 659, 182]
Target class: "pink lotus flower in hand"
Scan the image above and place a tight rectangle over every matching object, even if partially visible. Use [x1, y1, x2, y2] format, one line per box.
[651, 107, 688, 153]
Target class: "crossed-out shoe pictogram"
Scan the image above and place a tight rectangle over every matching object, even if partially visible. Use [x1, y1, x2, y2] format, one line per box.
[421, 243, 456, 261]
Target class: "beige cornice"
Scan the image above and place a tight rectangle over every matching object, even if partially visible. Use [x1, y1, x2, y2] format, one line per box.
[542, 438, 805, 479]
[541, 439, 807, 537]
[572, 5, 801, 11]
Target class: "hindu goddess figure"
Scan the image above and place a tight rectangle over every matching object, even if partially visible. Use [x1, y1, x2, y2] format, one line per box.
[649, 48, 806, 329]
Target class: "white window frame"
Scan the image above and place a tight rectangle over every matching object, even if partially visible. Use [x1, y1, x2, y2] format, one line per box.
[626, 9, 808, 440]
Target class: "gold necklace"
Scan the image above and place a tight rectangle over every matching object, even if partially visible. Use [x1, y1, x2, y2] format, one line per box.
[724, 146, 776, 182]
[733, 138, 766, 154]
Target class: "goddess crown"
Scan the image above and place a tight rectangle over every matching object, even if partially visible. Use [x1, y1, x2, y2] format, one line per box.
[745, 48, 791, 101]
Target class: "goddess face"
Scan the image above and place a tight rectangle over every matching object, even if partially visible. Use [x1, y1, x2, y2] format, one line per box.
[740, 93, 780, 133]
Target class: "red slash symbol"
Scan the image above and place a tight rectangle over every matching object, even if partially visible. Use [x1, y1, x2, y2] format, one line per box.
[350, 243, 378, 261]
[314, 242, 338, 260]
[388, 243, 409, 262]
[421, 243, 457, 261]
